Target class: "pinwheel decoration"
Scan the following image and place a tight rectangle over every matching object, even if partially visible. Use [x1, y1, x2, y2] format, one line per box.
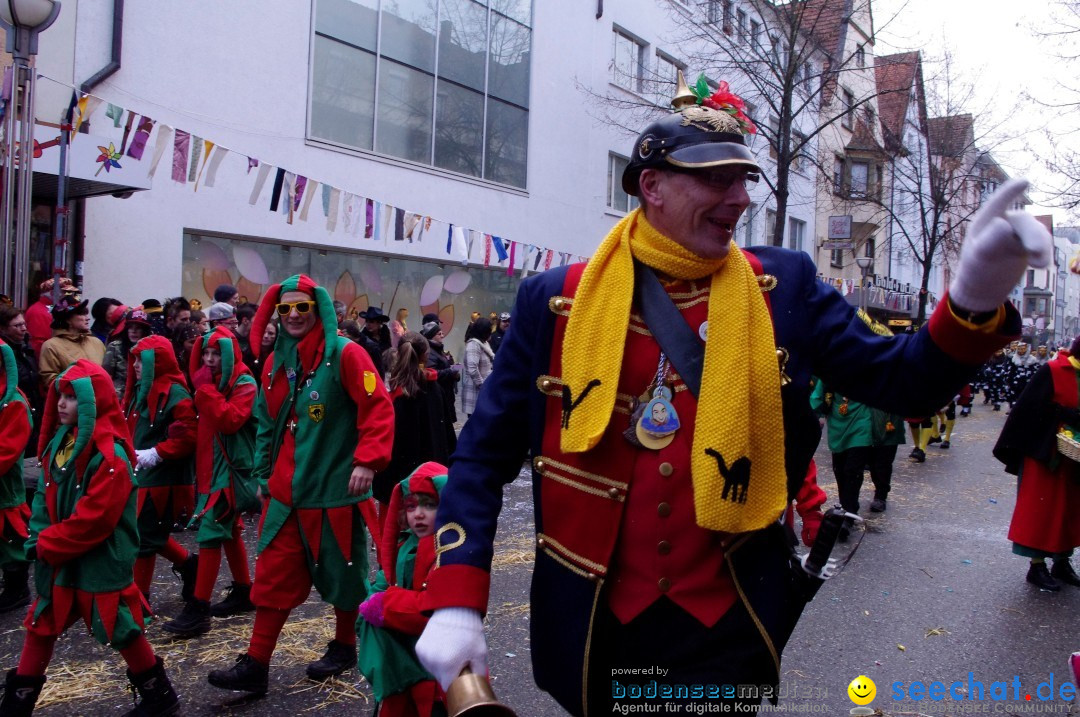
[95, 142, 122, 175]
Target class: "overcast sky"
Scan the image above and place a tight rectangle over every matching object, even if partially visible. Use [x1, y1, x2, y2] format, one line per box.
[873, 0, 1069, 219]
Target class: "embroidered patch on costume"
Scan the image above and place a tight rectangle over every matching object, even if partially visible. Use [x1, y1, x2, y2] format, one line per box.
[363, 371, 377, 396]
[307, 404, 326, 423]
[561, 379, 602, 429]
[704, 448, 751, 504]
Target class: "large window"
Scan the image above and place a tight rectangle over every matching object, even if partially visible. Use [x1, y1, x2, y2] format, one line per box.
[310, 0, 532, 189]
[788, 218, 805, 252]
[612, 29, 646, 92]
[607, 153, 639, 213]
[850, 161, 869, 198]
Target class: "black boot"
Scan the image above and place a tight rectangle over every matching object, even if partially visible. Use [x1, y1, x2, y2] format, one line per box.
[171, 554, 198, 603]
[0, 565, 31, 613]
[1026, 562, 1061, 591]
[910, 448, 926, 463]
[1051, 559, 1080, 587]
[122, 657, 179, 717]
[306, 640, 357, 681]
[161, 600, 211, 638]
[869, 498, 887, 513]
[208, 653, 269, 694]
[210, 582, 255, 617]
[0, 669, 45, 716]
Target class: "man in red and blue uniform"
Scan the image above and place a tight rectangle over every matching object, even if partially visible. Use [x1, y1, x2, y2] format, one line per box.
[415, 73, 1049, 716]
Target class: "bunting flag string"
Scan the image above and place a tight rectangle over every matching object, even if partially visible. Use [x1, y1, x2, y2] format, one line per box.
[60, 83, 591, 277]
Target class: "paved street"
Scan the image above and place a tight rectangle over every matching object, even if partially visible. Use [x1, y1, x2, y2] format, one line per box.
[2, 404, 1077, 715]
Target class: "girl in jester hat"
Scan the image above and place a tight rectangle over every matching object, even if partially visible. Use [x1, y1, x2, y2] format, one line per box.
[357, 462, 448, 717]
[121, 334, 198, 605]
[0, 338, 33, 615]
[161, 326, 257, 638]
[207, 274, 393, 695]
[1, 360, 181, 716]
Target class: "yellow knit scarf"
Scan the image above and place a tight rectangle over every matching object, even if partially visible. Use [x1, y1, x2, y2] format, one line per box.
[561, 209, 787, 532]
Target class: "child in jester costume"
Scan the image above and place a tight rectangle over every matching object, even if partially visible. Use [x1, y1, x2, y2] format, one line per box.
[162, 326, 257, 638]
[208, 274, 394, 694]
[357, 462, 448, 717]
[0, 361, 180, 716]
[122, 334, 198, 605]
[0, 339, 32, 615]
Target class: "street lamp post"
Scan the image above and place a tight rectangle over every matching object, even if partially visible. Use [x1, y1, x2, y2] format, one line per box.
[855, 256, 873, 315]
[0, 0, 60, 306]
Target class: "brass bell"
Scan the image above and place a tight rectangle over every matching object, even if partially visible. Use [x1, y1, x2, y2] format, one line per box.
[445, 667, 518, 717]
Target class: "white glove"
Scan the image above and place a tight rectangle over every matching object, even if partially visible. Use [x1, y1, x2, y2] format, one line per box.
[949, 178, 1052, 312]
[415, 607, 487, 691]
[135, 447, 161, 470]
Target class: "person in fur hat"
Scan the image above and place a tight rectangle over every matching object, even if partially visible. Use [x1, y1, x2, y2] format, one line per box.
[161, 326, 257, 638]
[357, 462, 448, 717]
[0, 339, 32, 614]
[122, 335, 198, 606]
[207, 274, 394, 694]
[1, 361, 180, 715]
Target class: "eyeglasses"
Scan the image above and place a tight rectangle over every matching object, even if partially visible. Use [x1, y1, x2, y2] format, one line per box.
[671, 167, 760, 190]
[275, 301, 314, 316]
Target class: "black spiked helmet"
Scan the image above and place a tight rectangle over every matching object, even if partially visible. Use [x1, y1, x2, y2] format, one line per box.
[622, 71, 760, 197]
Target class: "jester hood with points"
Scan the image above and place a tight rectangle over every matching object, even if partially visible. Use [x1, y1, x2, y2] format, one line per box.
[250, 273, 340, 375]
[379, 462, 448, 587]
[28, 360, 147, 643]
[123, 334, 189, 418]
[189, 325, 252, 394]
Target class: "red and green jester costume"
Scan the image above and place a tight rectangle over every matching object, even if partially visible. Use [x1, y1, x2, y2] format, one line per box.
[357, 462, 448, 717]
[162, 326, 257, 637]
[2, 360, 180, 716]
[0, 338, 33, 613]
[208, 274, 394, 691]
[122, 335, 198, 602]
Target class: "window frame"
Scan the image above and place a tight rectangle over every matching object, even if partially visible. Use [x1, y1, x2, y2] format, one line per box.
[841, 88, 855, 130]
[607, 152, 640, 214]
[307, 0, 533, 190]
[788, 217, 806, 252]
[612, 27, 647, 93]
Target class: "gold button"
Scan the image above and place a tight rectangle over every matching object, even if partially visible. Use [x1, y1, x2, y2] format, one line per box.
[657, 502, 671, 518]
[657, 540, 671, 555]
[659, 462, 674, 477]
[607, 487, 620, 499]
[537, 537, 546, 548]
[540, 379, 553, 391]
[587, 572, 600, 582]
[658, 577, 671, 592]
[553, 298, 566, 311]
[533, 457, 546, 474]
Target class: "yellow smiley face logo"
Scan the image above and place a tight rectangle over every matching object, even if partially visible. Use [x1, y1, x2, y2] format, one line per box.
[848, 675, 876, 705]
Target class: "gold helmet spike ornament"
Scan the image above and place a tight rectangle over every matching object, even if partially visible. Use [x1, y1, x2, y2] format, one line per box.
[671, 70, 697, 110]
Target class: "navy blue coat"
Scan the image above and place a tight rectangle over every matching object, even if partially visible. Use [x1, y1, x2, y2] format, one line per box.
[425, 247, 1018, 715]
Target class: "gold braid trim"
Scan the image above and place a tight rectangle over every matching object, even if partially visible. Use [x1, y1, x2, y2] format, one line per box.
[434, 522, 467, 569]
